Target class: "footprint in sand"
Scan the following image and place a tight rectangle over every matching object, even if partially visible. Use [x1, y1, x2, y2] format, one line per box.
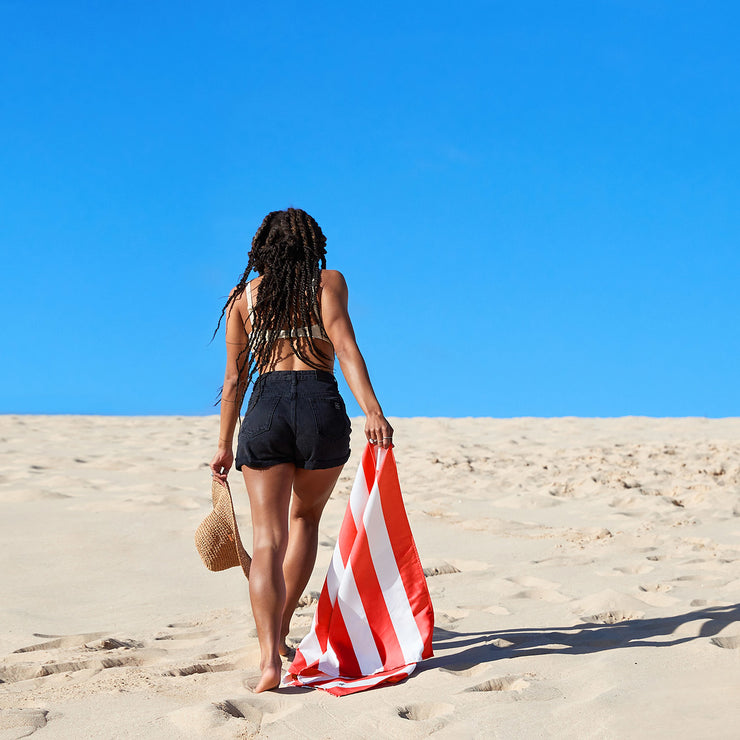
[224, 693, 298, 725]
[213, 699, 262, 724]
[0, 708, 49, 736]
[581, 610, 644, 624]
[85, 637, 144, 650]
[396, 702, 454, 721]
[464, 674, 529, 693]
[484, 605, 511, 616]
[12, 633, 107, 653]
[505, 575, 569, 603]
[36, 655, 144, 677]
[2, 654, 144, 683]
[436, 608, 470, 623]
[639, 583, 673, 593]
[154, 630, 213, 641]
[168, 700, 261, 736]
[2, 631, 171, 684]
[710, 635, 740, 649]
[463, 673, 563, 701]
[422, 562, 461, 577]
[162, 662, 236, 676]
[439, 661, 490, 677]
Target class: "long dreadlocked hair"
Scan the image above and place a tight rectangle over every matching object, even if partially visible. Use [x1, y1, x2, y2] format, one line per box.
[212, 208, 331, 406]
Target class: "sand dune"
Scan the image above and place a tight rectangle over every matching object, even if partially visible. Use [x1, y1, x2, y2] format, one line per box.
[1, 415, 739, 738]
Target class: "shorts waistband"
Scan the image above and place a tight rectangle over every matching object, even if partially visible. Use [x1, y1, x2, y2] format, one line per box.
[255, 370, 337, 385]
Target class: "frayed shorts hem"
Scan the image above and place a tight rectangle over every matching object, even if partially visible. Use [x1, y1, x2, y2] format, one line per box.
[237, 450, 351, 472]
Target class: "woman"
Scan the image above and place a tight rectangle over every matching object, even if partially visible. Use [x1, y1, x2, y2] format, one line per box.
[209, 208, 393, 693]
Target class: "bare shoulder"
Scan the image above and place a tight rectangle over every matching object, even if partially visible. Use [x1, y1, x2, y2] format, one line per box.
[321, 269, 348, 294]
[226, 285, 247, 322]
[227, 285, 246, 306]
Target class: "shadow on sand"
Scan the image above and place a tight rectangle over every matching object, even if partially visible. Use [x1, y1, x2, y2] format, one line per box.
[420, 603, 740, 674]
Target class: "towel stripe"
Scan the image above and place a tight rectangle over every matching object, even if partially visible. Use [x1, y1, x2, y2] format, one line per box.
[283, 444, 434, 695]
[377, 458, 435, 658]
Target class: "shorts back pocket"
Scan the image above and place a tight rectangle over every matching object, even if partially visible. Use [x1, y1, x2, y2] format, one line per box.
[309, 396, 351, 441]
[241, 395, 281, 438]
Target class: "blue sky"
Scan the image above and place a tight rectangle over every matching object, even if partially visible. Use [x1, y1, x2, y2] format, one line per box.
[2, 1, 738, 417]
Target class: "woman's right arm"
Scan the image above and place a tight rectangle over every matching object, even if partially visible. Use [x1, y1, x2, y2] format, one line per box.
[210, 290, 248, 481]
[320, 270, 394, 449]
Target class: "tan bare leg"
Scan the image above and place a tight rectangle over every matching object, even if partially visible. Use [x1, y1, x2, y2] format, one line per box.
[280, 465, 344, 651]
[242, 463, 295, 692]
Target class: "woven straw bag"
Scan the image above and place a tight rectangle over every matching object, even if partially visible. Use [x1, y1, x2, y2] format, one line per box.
[195, 478, 251, 578]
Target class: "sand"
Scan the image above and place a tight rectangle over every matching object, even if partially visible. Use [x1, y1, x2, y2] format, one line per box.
[1, 415, 739, 739]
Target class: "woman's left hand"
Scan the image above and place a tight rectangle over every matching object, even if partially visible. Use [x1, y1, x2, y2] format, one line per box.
[210, 448, 233, 483]
[365, 411, 394, 449]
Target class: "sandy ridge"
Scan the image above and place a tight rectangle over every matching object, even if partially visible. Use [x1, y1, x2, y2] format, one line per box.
[1, 415, 739, 738]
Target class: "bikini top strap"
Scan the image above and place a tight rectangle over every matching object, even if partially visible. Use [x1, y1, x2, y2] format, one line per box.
[245, 280, 254, 318]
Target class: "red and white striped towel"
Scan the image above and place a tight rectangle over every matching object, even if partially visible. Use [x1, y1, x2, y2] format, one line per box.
[283, 443, 434, 696]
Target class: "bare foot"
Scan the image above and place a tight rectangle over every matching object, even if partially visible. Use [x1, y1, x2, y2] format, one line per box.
[245, 661, 282, 693]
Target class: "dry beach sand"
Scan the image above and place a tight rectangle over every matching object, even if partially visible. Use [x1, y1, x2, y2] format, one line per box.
[1, 415, 739, 739]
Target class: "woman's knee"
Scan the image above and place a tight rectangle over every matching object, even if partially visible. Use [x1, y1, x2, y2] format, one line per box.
[252, 524, 289, 555]
[290, 491, 332, 527]
[289, 506, 323, 529]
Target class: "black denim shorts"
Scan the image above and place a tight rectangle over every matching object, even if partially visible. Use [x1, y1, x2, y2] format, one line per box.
[235, 370, 352, 470]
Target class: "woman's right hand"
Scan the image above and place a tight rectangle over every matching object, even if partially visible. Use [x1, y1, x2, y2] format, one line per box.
[365, 411, 394, 449]
[210, 447, 233, 483]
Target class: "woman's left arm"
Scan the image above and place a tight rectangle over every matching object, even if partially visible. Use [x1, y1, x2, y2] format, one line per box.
[210, 295, 248, 482]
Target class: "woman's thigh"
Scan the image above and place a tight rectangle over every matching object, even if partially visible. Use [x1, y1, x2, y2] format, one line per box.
[242, 463, 295, 547]
[291, 465, 344, 523]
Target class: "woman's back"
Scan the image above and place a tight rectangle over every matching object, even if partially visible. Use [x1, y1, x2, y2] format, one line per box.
[232, 269, 340, 374]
